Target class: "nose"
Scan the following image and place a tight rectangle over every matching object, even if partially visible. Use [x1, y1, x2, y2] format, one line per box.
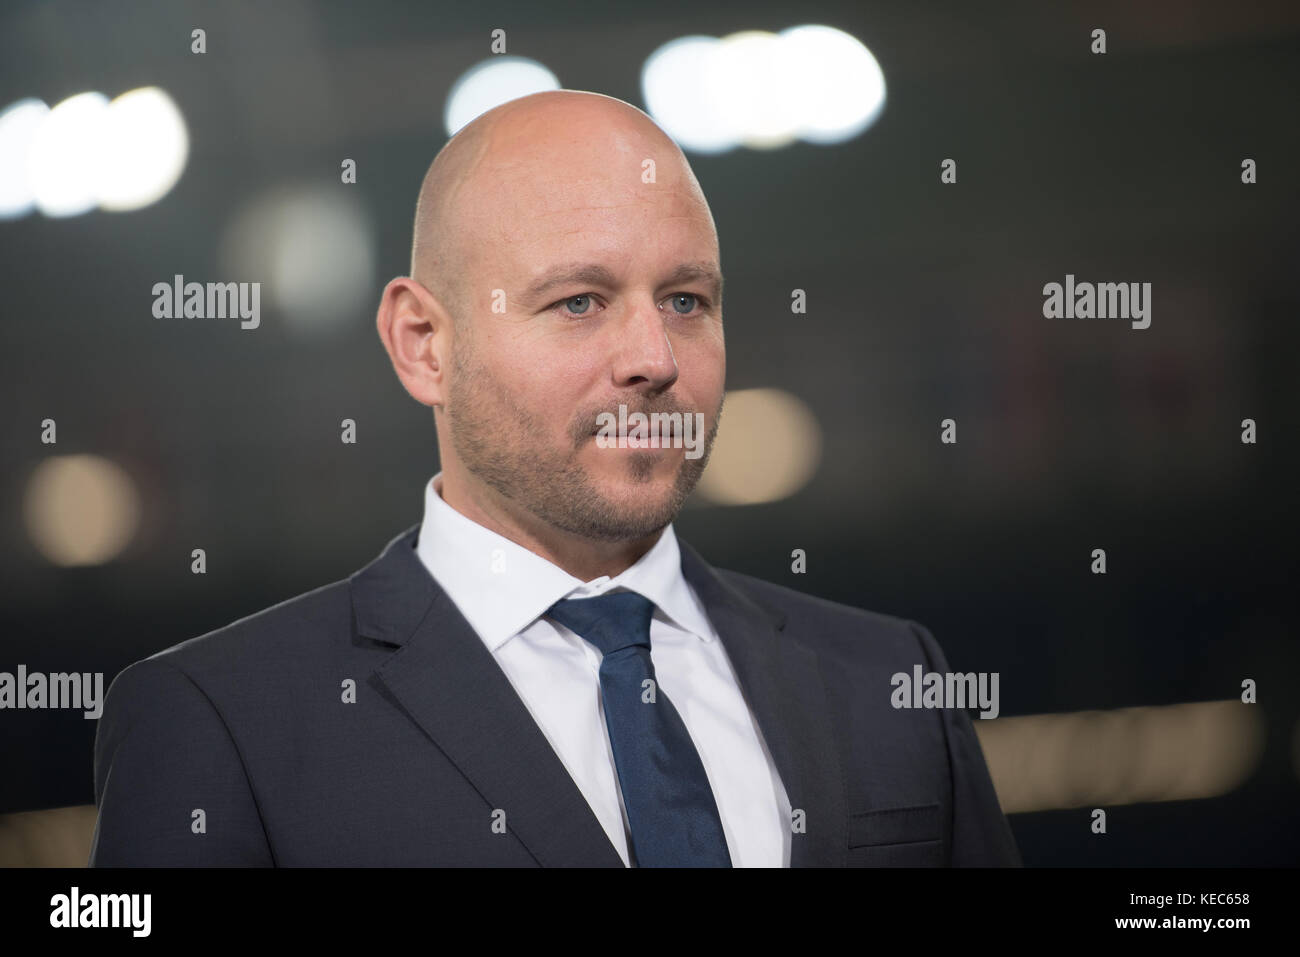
[610, 297, 679, 390]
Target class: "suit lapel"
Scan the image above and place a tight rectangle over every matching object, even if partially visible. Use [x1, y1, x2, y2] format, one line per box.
[678, 540, 849, 866]
[351, 523, 848, 868]
[352, 525, 624, 867]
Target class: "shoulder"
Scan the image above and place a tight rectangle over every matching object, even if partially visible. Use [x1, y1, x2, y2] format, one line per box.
[106, 576, 356, 710]
[158, 578, 352, 671]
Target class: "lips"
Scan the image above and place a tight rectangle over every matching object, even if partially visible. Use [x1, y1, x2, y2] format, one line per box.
[589, 428, 682, 440]
[590, 427, 681, 437]
[589, 408, 691, 444]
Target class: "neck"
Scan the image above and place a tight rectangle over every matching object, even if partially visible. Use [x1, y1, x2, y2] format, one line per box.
[435, 472, 664, 582]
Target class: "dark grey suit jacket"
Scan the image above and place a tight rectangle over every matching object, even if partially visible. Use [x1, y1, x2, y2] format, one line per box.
[89, 523, 1021, 866]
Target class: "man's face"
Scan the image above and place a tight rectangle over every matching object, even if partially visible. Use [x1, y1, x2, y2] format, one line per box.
[443, 132, 725, 543]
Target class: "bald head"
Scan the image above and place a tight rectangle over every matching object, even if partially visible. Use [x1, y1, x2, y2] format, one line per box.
[381, 88, 727, 569]
[409, 90, 714, 329]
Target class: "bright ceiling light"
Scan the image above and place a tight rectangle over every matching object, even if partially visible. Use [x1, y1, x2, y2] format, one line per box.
[445, 57, 561, 137]
[641, 36, 736, 155]
[780, 24, 886, 144]
[27, 91, 109, 217]
[0, 99, 50, 219]
[96, 86, 189, 212]
[643, 24, 887, 152]
[706, 31, 804, 150]
[7, 86, 188, 218]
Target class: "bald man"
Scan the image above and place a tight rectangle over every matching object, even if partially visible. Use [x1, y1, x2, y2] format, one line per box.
[89, 91, 1020, 868]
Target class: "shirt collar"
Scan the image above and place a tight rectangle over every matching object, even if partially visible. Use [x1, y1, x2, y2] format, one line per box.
[414, 472, 714, 652]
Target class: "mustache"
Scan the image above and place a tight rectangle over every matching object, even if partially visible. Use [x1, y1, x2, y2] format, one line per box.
[580, 404, 700, 437]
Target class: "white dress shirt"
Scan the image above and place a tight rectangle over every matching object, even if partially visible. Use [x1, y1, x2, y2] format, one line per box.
[414, 472, 792, 866]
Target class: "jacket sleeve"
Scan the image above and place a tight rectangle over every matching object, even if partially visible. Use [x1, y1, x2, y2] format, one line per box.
[89, 657, 274, 866]
[910, 621, 1022, 867]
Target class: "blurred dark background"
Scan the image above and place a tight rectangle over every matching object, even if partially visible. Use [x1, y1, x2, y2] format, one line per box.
[1, 0, 1296, 866]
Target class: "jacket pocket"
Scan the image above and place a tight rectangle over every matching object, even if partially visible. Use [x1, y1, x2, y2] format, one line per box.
[848, 802, 942, 848]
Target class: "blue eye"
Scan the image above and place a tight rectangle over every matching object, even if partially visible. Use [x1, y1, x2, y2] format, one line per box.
[549, 292, 708, 320]
[668, 293, 698, 315]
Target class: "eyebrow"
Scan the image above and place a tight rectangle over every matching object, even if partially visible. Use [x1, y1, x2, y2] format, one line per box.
[521, 261, 724, 304]
[663, 262, 725, 300]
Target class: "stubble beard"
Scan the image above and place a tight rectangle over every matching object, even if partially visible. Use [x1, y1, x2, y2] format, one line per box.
[445, 331, 721, 542]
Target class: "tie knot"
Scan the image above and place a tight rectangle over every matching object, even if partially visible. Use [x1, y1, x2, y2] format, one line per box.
[546, 590, 656, 656]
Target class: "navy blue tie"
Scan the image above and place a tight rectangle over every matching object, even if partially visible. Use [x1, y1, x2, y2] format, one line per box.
[546, 590, 732, 867]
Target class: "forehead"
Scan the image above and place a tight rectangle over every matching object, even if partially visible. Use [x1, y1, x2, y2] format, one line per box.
[471, 166, 716, 280]
[491, 178, 712, 278]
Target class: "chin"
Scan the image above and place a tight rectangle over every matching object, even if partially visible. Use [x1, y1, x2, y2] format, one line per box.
[590, 455, 681, 486]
